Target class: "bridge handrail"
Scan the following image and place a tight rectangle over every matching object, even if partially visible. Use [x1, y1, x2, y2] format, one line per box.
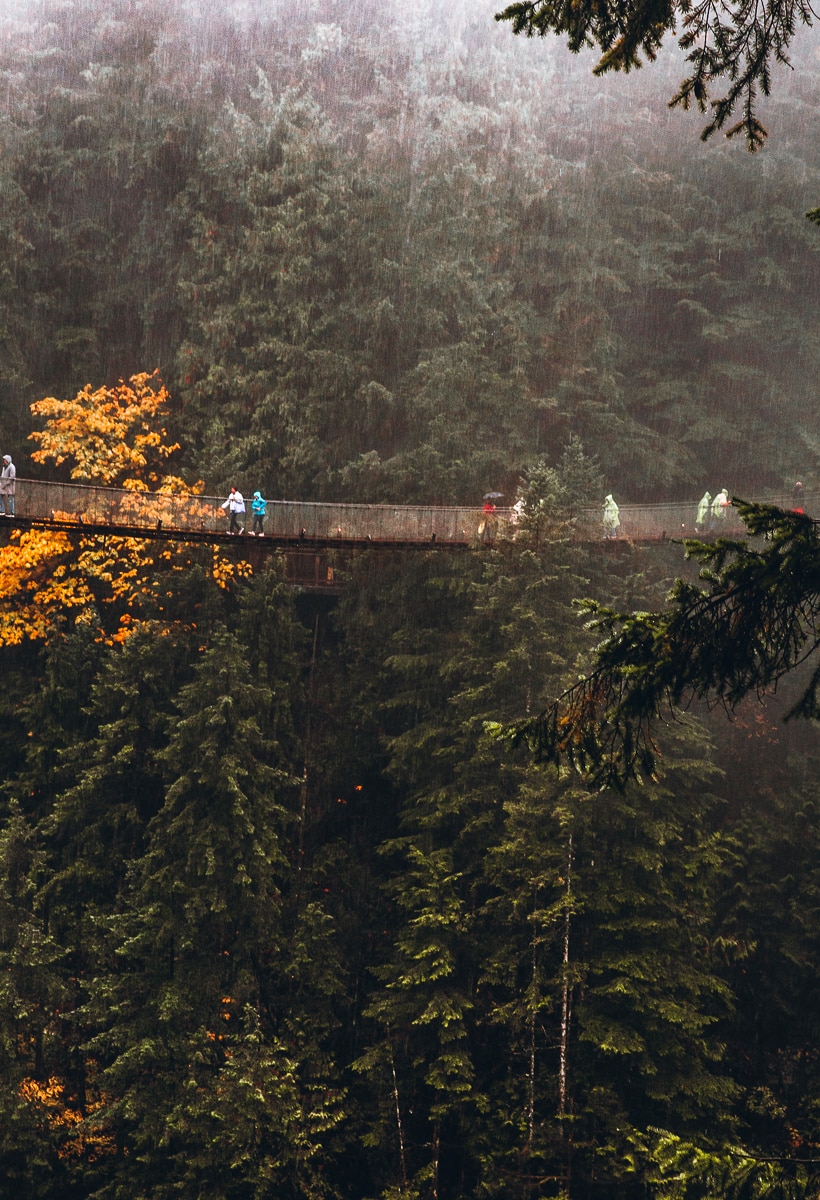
[573, 495, 812, 541]
[4, 479, 813, 545]
[9, 479, 491, 542]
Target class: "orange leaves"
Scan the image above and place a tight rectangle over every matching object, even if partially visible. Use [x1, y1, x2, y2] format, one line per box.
[211, 548, 253, 591]
[29, 370, 180, 487]
[158, 475, 204, 496]
[0, 525, 252, 647]
[19, 1074, 116, 1162]
[0, 371, 255, 647]
[0, 528, 74, 599]
[0, 529, 93, 645]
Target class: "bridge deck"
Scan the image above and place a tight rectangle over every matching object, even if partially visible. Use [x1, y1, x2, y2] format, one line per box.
[0, 479, 810, 548]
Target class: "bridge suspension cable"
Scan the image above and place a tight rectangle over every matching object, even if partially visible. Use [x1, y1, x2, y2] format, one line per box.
[0, 480, 808, 548]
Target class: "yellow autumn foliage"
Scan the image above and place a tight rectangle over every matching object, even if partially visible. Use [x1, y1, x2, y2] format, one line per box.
[20, 1074, 116, 1162]
[29, 371, 180, 487]
[0, 529, 94, 645]
[0, 372, 252, 647]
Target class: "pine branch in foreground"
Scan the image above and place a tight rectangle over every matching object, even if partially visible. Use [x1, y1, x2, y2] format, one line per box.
[496, 0, 817, 149]
[497, 502, 820, 789]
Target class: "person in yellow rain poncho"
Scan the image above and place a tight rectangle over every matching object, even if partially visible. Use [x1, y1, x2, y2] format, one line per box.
[695, 490, 711, 533]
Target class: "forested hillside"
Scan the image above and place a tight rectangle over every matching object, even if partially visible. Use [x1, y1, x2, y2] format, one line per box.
[1, 2, 820, 1198]
[0, 0, 817, 500]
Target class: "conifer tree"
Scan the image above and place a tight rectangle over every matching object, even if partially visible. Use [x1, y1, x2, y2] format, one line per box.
[343, 526, 737, 1198]
[0, 804, 65, 1199]
[87, 627, 345, 1198]
[701, 712, 820, 1166]
[513, 504, 820, 789]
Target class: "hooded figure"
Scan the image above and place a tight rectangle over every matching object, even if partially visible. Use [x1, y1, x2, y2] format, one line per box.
[251, 490, 267, 536]
[602, 493, 620, 539]
[711, 488, 730, 522]
[0, 454, 16, 516]
[696, 491, 711, 530]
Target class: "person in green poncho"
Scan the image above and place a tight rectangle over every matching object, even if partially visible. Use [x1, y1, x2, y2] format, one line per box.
[695, 490, 711, 533]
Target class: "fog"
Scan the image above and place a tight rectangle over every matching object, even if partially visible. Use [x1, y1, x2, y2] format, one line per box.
[0, 0, 817, 502]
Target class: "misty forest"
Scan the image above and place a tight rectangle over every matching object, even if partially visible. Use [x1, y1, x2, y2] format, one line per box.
[1, 1, 820, 1197]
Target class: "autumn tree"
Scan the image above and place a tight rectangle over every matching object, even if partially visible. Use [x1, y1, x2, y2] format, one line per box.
[29, 371, 182, 489]
[0, 373, 249, 648]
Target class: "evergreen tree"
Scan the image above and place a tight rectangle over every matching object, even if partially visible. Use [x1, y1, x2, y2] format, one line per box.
[0, 804, 65, 1199]
[346, 530, 736, 1198]
[87, 628, 345, 1198]
[514, 503, 820, 788]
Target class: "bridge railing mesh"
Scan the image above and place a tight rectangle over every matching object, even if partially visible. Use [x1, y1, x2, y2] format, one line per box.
[8, 481, 812, 545]
[572, 496, 806, 541]
[11, 480, 488, 542]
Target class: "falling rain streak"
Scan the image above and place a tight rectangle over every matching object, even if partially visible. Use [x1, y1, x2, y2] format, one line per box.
[0, 2, 817, 1198]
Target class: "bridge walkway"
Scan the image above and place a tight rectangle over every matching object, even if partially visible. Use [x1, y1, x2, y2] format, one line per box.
[0, 479, 811, 550]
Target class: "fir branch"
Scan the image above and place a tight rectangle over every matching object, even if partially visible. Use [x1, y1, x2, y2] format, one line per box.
[497, 0, 818, 148]
[505, 502, 820, 789]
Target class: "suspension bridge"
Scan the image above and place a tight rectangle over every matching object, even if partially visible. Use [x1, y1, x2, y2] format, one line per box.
[0, 478, 806, 552]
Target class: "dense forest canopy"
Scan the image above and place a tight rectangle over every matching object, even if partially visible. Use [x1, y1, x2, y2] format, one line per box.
[1, 3, 820, 1200]
[0, 0, 816, 501]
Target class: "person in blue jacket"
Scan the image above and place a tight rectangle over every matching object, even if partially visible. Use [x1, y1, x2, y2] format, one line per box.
[251, 490, 267, 536]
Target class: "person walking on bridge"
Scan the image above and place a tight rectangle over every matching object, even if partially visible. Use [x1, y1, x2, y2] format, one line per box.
[0, 454, 16, 516]
[602, 494, 620, 539]
[221, 486, 245, 535]
[251, 490, 267, 536]
[711, 488, 730, 528]
[695, 490, 711, 533]
[480, 496, 499, 545]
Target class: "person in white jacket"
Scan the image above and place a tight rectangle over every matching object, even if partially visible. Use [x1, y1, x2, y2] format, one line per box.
[602, 493, 620, 539]
[695, 490, 711, 533]
[0, 455, 16, 516]
[220, 486, 245, 535]
[711, 488, 730, 527]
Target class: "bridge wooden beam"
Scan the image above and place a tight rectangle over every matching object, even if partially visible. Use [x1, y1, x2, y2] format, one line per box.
[0, 514, 473, 551]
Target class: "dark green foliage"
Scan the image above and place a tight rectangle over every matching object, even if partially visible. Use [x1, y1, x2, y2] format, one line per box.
[330, 536, 735, 1197]
[0, 0, 816, 497]
[0, 2, 819, 1196]
[702, 715, 820, 1164]
[87, 627, 346, 1198]
[511, 503, 820, 788]
[639, 1131, 820, 1200]
[1, 527, 820, 1197]
[0, 805, 64, 1200]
